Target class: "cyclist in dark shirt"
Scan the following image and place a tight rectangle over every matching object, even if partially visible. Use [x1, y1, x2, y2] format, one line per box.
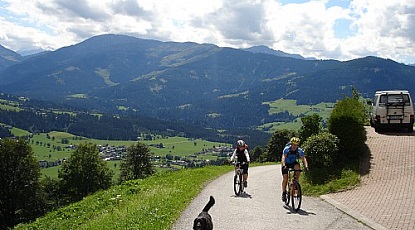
[281, 137, 308, 202]
[230, 139, 250, 187]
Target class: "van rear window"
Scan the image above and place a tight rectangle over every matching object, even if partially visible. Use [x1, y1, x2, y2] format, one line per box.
[379, 94, 410, 104]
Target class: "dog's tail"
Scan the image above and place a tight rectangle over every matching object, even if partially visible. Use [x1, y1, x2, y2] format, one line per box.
[202, 196, 215, 212]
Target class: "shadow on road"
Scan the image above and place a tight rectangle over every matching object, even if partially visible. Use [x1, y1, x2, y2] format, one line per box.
[283, 205, 316, 216]
[231, 192, 252, 199]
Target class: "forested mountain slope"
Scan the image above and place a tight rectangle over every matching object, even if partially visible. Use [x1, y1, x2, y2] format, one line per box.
[1, 34, 414, 131]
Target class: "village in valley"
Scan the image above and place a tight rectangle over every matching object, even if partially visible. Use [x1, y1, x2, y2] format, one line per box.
[38, 141, 234, 171]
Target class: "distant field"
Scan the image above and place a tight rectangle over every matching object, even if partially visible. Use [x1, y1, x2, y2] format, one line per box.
[264, 99, 334, 117]
[10, 127, 31, 136]
[0, 97, 28, 111]
[261, 99, 334, 132]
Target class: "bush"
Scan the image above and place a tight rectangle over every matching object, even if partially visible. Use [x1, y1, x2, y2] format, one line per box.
[302, 132, 339, 184]
[328, 97, 366, 168]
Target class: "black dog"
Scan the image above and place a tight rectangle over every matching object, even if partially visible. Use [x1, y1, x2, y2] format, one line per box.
[193, 196, 215, 230]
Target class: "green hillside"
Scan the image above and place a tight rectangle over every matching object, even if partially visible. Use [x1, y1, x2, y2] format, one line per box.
[14, 166, 232, 230]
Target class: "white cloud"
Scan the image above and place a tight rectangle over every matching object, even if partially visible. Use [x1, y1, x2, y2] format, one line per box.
[0, 0, 414, 64]
[342, 0, 415, 62]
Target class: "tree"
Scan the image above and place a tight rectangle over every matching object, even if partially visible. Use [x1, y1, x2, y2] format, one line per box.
[250, 146, 263, 162]
[58, 142, 113, 203]
[298, 113, 322, 142]
[119, 142, 155, 183]
[0, 125, 13, 138]
[0, 138, 44, 229]
[39, 176, 61, 211]
[262, 129, 297, 162]
[166, 153, 173, 160]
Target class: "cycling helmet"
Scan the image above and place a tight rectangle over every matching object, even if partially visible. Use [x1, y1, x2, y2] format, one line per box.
[236, 140, 245, 147]
[290, 137, 300, 145]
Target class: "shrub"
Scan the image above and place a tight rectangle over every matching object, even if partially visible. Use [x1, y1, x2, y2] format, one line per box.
[328, 96, 366, 168]
[302, 132, 339, 184]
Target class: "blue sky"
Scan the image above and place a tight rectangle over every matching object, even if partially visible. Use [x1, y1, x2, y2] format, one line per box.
[1, 0, 415, 64]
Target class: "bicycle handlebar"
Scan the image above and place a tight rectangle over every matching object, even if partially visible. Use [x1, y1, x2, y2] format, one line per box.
[232, 161, 247, 165]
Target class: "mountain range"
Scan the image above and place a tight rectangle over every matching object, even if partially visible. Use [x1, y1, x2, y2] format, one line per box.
[1, 34, 415, 131]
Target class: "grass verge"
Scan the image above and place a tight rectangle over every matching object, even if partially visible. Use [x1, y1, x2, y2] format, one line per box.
[15, 166, 233, 230]
[302, 169, 361, 196]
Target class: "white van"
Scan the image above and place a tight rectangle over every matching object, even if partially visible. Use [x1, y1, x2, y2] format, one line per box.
[369, 90, 414, 132]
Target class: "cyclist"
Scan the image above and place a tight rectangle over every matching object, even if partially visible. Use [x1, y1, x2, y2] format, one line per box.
[230, 139, 250, 187]
[281, 137, 309, 202]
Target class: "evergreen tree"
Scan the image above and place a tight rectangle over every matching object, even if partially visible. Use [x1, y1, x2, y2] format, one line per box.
[0, 138, 43, 229]
[58, 142, 113, 203]
[119, 142, 155, 183]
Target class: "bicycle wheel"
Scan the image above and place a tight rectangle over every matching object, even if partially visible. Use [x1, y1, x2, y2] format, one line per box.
[234, 172, 242, 196]
[291, 181, 302, 211]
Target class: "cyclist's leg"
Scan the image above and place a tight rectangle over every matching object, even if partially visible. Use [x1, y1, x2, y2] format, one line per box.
[282, 174, 288, 191]
[293, 161, 301, 179]
[242, 163, 248, 187]
[281, 164, 289, 201]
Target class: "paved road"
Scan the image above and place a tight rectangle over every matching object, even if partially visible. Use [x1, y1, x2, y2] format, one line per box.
[172, 164, 371, 230]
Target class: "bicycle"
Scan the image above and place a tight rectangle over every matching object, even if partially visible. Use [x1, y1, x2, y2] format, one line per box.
[284, 168, 302, 211]
[233, 162, 246, 196]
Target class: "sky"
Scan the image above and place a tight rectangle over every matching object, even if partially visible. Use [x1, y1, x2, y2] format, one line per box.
[1, 0, 415, 64]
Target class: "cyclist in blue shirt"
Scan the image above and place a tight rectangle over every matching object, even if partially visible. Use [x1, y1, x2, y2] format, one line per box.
[230, 139, 250, 188]
[281, 137, 309, 202]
